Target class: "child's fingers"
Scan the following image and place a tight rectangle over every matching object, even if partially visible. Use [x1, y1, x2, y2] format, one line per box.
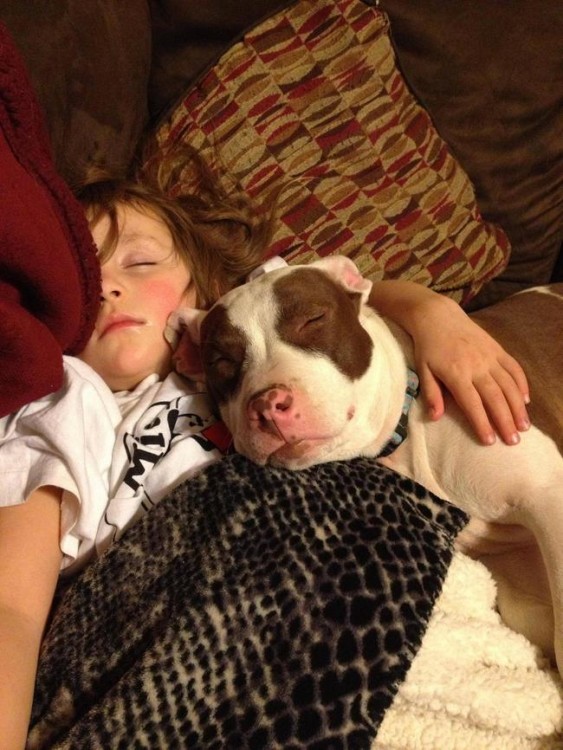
[417, 365, 445, 421]
[499, 352, 531, 405]
[472, 367, 530, 445]
[445, 377, 497, 445]
[446, 367, 530, 446]
[422, 362, 505, 446]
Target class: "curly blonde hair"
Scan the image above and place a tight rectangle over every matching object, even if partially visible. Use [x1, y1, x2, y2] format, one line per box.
[75, 145, 276, 309]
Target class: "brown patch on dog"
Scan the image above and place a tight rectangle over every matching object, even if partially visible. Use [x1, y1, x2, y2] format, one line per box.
[200, 304, 246, 406]
[273, 268, 373, 379]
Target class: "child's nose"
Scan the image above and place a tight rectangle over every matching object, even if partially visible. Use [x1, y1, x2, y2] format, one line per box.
[100, 277, 123, 301]
[100, 290, 121, 301]
[100, 264, 123, 302]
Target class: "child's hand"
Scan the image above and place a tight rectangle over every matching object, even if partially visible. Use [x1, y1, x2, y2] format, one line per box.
[368, 280, 530, 446]
[411, 296, 530, 446]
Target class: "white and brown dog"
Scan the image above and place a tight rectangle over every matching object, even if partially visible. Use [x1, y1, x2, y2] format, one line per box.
[173, 256, 563, 675]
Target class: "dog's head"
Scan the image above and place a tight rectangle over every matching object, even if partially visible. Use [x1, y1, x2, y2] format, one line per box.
[173, 256, 402, 468]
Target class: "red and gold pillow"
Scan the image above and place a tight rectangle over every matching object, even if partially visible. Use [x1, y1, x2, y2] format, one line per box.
[149, 0, 509, 304]
[380, 0, 563, 306]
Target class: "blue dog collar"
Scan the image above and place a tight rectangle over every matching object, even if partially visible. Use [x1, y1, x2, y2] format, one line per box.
[378, 368, 419, 457]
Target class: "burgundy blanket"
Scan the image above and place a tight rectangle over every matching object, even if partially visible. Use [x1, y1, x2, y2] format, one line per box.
[0, 22, 100, 417]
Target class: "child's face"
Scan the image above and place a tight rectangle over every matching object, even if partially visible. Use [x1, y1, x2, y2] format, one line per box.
[79, 204, 195, 391]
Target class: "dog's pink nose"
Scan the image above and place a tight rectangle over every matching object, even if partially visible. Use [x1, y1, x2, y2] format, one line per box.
[247, 386, 298, 439]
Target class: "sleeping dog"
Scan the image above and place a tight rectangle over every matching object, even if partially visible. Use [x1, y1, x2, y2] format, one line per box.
[173, 256, 563, 676]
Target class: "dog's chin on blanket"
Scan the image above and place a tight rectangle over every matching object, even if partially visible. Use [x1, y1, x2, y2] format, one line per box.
[266, 438, 325, 467]
[239, 431, 380, 470]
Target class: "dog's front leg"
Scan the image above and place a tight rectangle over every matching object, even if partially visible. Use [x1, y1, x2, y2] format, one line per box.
[516, 479, 563, 675]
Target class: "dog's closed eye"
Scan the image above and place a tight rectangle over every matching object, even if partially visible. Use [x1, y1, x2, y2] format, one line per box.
[280, 301, 330, 332]
[205, 349, 240, 379]
[298, 307, 329, 330]
[303, 310, 327, 325]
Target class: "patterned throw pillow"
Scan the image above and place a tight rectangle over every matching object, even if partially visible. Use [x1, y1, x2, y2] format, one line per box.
[380, 0, 563, 306]
[148, 0, 510, 304]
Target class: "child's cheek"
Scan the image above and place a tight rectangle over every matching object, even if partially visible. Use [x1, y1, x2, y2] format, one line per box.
[142, 279, 187, 319]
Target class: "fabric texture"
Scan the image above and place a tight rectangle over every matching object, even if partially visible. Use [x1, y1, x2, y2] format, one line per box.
[0, 23, 100, 418]
[148, 0, 510, 305]
[0, 357, 228, 572]
[29, 455, 467, 748]
[380, 0, 563, 306]
[148, 0, 291, 122]
[374, 552, 563, 749]
[0, 0, 151, 186]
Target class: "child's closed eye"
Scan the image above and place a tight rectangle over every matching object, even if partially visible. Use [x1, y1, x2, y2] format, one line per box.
[122, 256, 159, 268]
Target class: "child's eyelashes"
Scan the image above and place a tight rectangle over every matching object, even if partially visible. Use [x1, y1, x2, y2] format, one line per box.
[119, 247, 178, 269]
[124, 260, 158, 268]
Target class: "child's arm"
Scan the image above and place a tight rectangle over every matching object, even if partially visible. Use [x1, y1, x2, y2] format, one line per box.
[369, 280, 530, 446]
[0, 486, 62, 750]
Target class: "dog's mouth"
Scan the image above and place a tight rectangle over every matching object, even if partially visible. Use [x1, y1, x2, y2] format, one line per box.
[228, 398, 358, 468]
[271, 439, 318, 462]
[264, 435, 343, 469]
[234, 433, 338, 468]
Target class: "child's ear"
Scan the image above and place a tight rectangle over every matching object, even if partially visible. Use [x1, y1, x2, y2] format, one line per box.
[166, 308, 207, 381]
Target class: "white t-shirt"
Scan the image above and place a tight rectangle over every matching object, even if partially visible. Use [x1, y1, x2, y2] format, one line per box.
[0, 357, 230, 573]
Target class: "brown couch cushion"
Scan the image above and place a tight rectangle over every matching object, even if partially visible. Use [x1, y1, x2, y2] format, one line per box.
[380, 0, 563, 306]
[148, 0, 291, 121]
[0, 0, 152, 186]
[147, 0, 509, 304]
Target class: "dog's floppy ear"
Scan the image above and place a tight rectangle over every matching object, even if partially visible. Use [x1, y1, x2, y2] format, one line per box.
[165, 307, 208, 382]
[310, 255, 372, 305]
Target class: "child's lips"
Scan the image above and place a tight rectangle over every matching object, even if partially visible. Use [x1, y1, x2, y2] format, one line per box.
[100, 315, 144, 338]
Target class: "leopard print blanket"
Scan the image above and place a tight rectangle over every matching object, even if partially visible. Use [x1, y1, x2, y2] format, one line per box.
[29, 455, 467, 749]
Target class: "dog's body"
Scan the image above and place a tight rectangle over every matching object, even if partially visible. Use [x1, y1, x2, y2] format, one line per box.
[179, 257, 563, 674]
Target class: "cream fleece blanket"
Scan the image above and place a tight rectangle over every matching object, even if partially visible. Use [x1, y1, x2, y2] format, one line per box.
[373, 552, 563, 750]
